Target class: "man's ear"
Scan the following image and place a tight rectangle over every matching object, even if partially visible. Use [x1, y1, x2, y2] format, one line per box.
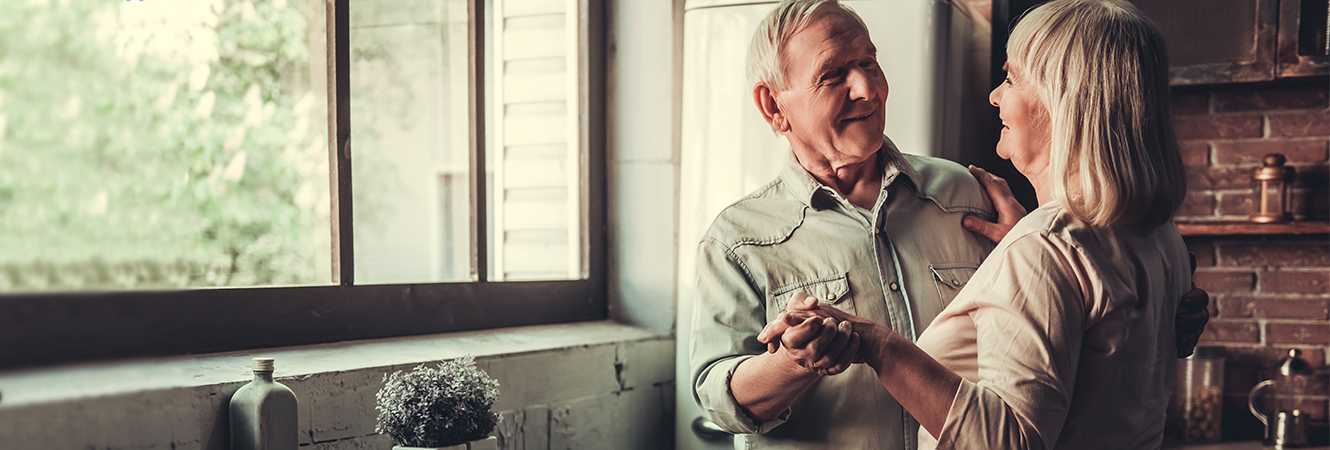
[753, 82, 789, 133]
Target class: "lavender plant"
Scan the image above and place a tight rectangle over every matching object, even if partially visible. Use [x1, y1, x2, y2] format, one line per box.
[375, 355, 501, 448]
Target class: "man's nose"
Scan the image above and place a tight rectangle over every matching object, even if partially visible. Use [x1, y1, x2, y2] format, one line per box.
[846, 67, 875, 101]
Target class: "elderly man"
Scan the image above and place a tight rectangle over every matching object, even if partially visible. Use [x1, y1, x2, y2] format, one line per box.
[689, 1, 1207, 449]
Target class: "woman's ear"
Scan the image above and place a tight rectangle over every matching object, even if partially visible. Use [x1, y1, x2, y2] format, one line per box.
[753, 82, 788, 133]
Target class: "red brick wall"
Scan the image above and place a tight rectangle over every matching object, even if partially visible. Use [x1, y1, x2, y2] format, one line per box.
[1172, 76, 1330, 441]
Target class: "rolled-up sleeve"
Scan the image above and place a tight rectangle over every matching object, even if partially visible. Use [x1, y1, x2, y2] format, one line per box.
[933, 234, 1087, 450]
[689, 238, 789, 434]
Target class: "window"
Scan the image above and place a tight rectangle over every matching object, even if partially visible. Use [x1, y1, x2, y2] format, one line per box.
[0, 0, 605, 368]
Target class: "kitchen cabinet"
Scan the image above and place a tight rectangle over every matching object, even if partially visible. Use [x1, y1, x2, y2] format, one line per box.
[998, 0, 1330, 86]
[1129, 0, 1329, 85]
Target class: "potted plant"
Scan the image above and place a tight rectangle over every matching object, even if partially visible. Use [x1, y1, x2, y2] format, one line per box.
[375, 355, 501, 450]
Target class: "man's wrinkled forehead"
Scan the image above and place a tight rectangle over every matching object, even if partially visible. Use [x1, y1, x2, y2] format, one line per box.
[792, 3, 868, 45]
[781, 6, 874, 70]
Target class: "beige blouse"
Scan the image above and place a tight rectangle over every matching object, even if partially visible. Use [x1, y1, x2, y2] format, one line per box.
[915, 202, 1190, 449]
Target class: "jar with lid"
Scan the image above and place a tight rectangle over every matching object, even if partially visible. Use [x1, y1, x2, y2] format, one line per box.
[1170, 346, 1225, 443]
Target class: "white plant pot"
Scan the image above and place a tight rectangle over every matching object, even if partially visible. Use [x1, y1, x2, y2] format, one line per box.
[392, 436, 498, 450]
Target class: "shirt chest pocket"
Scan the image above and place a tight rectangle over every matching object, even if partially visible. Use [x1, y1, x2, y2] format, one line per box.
[769, 273, 855, 317]
[930, 263, 978, 308]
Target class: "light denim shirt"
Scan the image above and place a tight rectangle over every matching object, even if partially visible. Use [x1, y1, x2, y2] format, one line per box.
[690, 137, 995, 450]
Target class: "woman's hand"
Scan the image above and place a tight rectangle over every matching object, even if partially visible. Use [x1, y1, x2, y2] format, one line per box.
[778, 315, 861, 375]
[962, 165, 1028, 243]
[758, 293, 882, 371]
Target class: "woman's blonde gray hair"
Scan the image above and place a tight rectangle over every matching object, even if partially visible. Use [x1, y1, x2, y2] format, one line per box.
[1008, 0, 1186, 229]
[747, 0, 868, 90]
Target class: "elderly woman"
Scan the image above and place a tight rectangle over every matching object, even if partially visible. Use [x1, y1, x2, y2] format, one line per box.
[763, 0, 1189, 448]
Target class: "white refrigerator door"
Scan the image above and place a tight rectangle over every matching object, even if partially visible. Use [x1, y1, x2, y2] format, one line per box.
[674, 1, 980, 449]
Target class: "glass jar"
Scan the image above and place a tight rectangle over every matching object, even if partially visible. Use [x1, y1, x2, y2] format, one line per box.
[1173, 347, 1226, 443]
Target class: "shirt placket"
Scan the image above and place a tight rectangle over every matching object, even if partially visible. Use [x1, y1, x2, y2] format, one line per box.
[870, 175, 916, 342]
[873, 174, 919, 450]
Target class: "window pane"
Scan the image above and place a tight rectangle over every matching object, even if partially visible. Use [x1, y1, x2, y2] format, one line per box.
[489, 0, 584, 281]
[350, 0, 471, 283]
[0, 0, 332, 292]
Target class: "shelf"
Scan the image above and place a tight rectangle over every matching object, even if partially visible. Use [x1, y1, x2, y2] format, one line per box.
[1177, 221, 1330, 237]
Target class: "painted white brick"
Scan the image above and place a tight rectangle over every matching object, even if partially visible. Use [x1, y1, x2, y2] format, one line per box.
[168, 385, 228, 450]
[486, 345, 619, 412]
[549, 388, 669, 450]
[0, 404, 64, 449]
[290, 370, 384, 443]
[616, 337, 676, 390]
[497, 404, 553, 450]
[518, 406, 551, 450]
[468, 436, 499, 450]
[0, 326, 671, 450]
[306, 433, 393, 450]
[496, 409, 521, 449]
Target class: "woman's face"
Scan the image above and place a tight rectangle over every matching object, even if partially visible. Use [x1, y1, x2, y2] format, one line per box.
[989, 64, 1051, 177]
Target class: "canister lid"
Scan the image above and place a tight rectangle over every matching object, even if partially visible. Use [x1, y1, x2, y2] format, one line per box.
[1277, 349, 1313, 376]
[1188, 346, 1224, 359]
[252, 357, 275, 372]
[1255, 154, 1294, 181]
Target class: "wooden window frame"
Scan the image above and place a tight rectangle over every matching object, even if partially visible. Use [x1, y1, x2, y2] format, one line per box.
[0, 0, 608, 369]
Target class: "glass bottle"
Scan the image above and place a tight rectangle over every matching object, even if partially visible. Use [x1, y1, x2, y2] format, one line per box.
[230, 357, 299, 450]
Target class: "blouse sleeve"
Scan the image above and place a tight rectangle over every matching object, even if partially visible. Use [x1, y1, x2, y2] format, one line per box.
[934, 232, 1089, 450]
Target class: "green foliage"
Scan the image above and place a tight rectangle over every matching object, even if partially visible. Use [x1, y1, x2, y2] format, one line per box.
[0, 0, 331, 290]
[375, 355, 502, 448]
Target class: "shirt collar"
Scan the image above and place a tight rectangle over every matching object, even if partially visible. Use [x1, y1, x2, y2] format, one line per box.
[779, 136, 920, 209]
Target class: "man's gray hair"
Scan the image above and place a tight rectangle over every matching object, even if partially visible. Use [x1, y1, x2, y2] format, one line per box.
[747, 0, 869, 90]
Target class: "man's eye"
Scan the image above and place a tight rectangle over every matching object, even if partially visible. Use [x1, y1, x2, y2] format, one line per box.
[822, 69, 846, 82]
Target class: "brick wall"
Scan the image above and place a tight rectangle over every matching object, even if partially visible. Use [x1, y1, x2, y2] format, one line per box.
[1171, 76, 1330, 441]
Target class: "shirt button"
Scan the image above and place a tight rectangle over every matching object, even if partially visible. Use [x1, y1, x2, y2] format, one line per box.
[889, 282, 899, 291]
[951, 279, 961, 286]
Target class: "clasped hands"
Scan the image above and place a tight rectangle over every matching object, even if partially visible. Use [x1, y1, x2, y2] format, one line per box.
[756, 292, 879, 377]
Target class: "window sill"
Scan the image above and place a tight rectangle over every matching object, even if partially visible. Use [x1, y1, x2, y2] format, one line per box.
[0, 320, 663, 408]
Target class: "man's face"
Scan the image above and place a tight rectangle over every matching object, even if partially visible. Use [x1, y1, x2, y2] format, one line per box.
[773, 6, 889, 162]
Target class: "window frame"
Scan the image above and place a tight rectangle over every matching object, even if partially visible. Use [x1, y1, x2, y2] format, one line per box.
[0, 0, 608, 369]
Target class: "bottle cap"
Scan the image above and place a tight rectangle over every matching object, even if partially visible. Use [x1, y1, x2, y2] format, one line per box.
[252, 357, 275, 372]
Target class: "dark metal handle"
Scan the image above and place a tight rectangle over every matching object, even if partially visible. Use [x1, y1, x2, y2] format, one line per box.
[691, 417, 732, 441]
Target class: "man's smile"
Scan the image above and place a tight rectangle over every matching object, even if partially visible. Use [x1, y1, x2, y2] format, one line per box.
[841, 109, 876, 122]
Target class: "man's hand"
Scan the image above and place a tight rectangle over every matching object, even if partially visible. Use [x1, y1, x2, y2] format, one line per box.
[1176, 252, 1211, 358]
[962, 165, 1027, 243]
